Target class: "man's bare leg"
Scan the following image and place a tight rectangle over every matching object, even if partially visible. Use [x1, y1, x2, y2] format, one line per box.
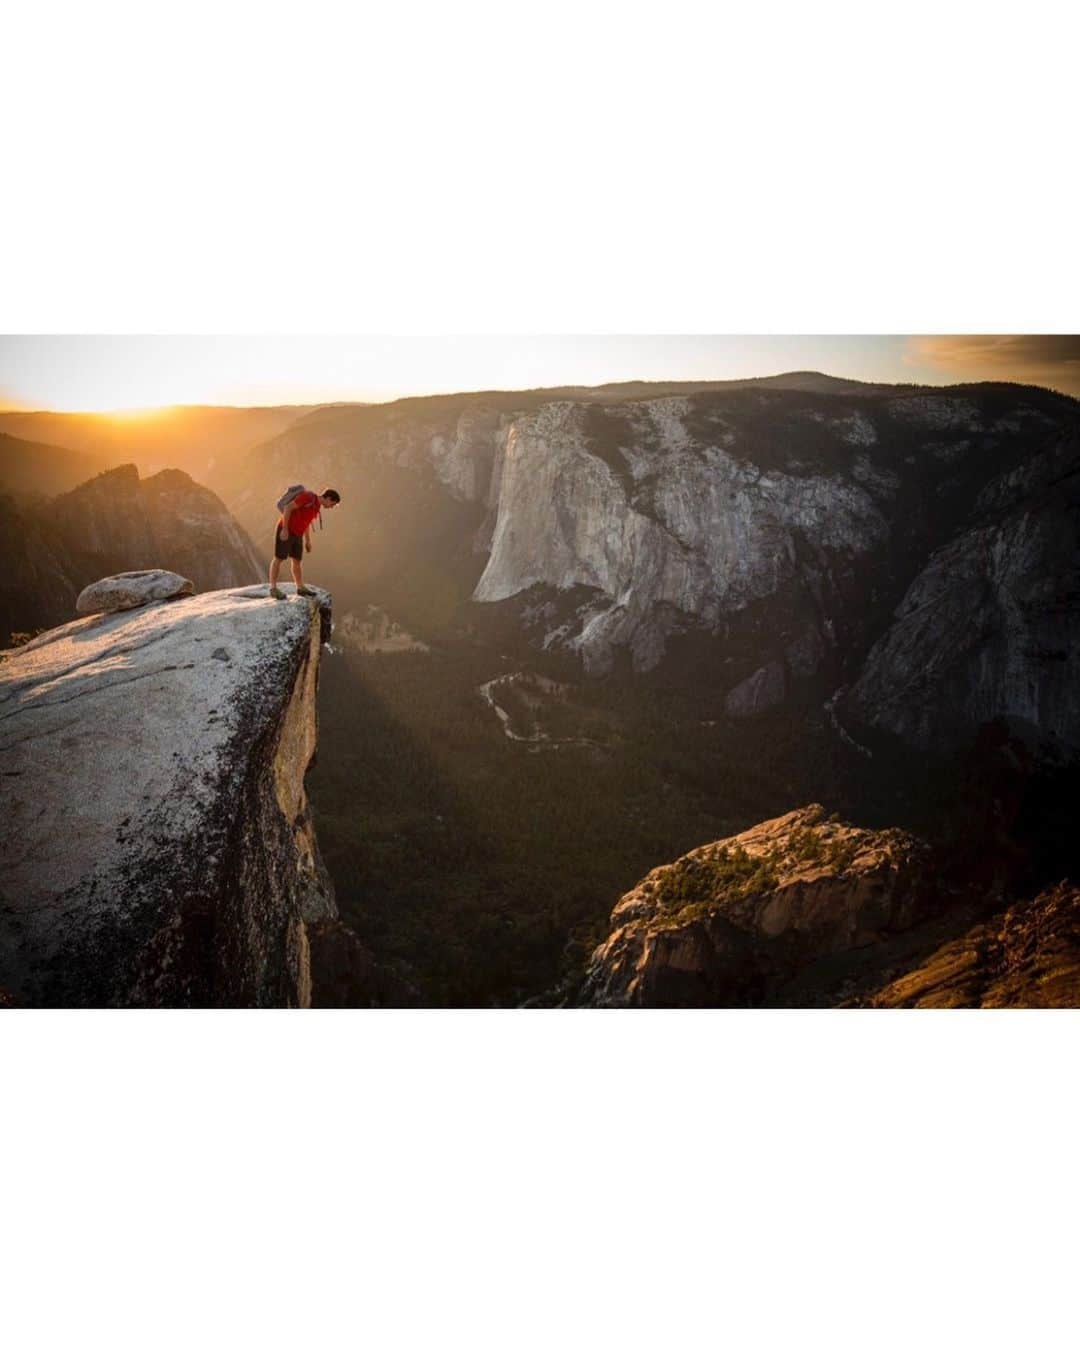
[289, 557, 315, 596]
[268, 555, 286, 598]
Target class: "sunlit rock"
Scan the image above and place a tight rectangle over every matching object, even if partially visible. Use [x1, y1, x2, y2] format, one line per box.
[75, 568, 195, 615]
[0, 584, 340, 1006]
[579, 805, 934, 1007]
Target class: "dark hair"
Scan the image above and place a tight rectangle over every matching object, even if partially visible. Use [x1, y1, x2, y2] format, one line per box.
[322, 489, 341, 503]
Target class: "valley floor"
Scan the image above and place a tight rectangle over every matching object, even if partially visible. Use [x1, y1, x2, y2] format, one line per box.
[309, 622, 1005, 1007]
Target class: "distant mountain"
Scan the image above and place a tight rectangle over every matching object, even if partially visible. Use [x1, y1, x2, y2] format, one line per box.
[218, 372, 1080, 762]
[0, 431, 109, 501]
[0, 404, 326, 490]
[541, 370, 904, 400]
[216, 374, 903, 606]
[2, 464, 264, 641]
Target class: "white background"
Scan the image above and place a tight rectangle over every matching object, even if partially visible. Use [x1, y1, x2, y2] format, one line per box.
[3, 2, 1079, 1348]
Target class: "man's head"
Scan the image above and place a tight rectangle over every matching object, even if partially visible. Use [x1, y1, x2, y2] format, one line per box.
[320, 489, 341, 509]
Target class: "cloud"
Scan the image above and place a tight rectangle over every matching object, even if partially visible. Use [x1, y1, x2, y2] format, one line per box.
[909, 335, 1080, 396]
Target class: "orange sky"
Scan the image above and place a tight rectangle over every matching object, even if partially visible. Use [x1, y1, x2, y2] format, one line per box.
[1, 335, 1077, 412]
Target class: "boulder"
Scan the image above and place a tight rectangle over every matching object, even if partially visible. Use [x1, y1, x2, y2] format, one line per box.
[75, 569, 195, 615]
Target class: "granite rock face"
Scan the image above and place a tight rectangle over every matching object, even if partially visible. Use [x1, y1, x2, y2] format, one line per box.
[0, 584, 341, 1006]
[215, 377, 1079, 756]
[472, 389, 1079, 681]
[53, 464, 267, 592]
[76, 569, 195, 615]
[856, 881, 1080, 1008]
[472, 398, 891, 674]
[841, 429, 1080, 759]
[578, 805, 937, 1007]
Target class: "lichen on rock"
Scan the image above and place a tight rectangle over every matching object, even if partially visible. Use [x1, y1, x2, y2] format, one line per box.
[578, 805, 936, 1007]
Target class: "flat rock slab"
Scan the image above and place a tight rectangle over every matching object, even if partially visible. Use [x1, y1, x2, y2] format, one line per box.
[0, 584, 332, 1005]
[76, 569, 195, 615]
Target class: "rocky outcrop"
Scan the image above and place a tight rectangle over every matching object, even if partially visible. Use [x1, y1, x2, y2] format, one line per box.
[3, 465, 265, 642]
[578, 798, 1080, 1008]
[856, 882, 1080, 1008]
[578, 805, 938, 1007]
[0, 583, 362, 1007]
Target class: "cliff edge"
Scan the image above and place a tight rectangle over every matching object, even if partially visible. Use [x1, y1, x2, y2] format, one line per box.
[0, 584, 354, 1006]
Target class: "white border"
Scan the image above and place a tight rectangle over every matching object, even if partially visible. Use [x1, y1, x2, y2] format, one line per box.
[3, 2, 1079, 1347]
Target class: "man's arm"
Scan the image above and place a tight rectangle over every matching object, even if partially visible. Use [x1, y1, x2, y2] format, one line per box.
[279, 500, 296, 539]
[305, 526, 312, 553]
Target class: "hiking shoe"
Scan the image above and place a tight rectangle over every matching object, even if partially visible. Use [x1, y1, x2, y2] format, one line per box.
[269, 586, 285, 600]
[296, 585, 317, 597]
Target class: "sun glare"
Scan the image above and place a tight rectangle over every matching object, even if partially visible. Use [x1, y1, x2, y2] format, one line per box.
[97, 405, 175, 420]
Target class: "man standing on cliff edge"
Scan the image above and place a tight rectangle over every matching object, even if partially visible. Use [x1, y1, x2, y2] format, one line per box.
[269, 487, 341, 599]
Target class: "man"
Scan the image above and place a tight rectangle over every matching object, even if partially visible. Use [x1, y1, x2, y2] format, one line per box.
[268, 488, 341, 599]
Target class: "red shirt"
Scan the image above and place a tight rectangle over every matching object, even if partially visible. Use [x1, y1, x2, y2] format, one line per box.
[279, 490, 321, 536]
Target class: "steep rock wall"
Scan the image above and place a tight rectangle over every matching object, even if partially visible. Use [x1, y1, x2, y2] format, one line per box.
[50, 465, 267, 591]
[472, 399, 889, 672]
[469, 387, 1079, 707]
[214, 379, 1080, 760]
[841, 429, 1080, 758]
[0, 584, 342, 1007]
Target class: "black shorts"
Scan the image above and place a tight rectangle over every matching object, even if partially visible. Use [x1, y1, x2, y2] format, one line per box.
[274, 531, 304, 561]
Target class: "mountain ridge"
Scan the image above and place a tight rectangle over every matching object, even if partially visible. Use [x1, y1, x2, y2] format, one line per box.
[2, 464, 265, 640]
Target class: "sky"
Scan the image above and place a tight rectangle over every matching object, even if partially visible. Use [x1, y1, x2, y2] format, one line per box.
[0, 335, 1078, 412]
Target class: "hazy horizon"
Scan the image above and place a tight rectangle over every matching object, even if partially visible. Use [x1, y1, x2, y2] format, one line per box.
[2, 335, 1078, 414]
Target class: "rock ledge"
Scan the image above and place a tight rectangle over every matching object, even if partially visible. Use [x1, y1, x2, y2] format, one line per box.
[0, 584, 339, 1006]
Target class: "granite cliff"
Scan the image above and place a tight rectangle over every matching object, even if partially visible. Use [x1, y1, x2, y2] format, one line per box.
[0, 581, 404, 1007]
[221, 376, 1079, 761]
[841, 424, 1080, 758]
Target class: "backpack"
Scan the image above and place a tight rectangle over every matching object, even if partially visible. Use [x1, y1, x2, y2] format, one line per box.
[276, 484, 323, 529]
